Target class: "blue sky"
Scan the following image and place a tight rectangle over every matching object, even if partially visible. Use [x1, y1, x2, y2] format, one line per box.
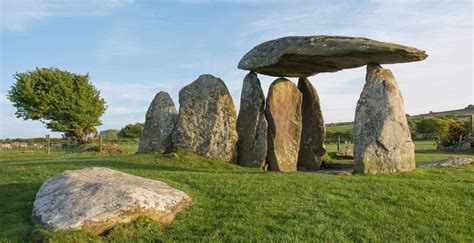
[0, 0, 472, 138]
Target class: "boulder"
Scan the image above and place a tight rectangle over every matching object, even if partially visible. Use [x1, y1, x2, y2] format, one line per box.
[173, 74, 238, 162]
[31, 167, 191, 234]
[335, 149, 354, 159]
[238, 35, 428, 77]
[418, 157, 472, 167]
[297, 78, 326, 170]
[138, 91, 178, 153]
[354, 64, 416, 174]
[265, 78, 302, 172]
[236, 72, 268, 168]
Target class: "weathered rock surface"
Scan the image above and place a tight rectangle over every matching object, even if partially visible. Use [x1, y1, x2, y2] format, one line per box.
[335, 149, 354, 159]
[354, 64, 415, 174]
[418, 157, 472, 167]
[265, 78, 302, 172]
[173, 74, 238, 162]
[138, 92, 178, 153]
[297, 78, 326, 170]
[31, 167, 191, 234]
[238, 35, 428, 77]
[236, 72, 268, 167]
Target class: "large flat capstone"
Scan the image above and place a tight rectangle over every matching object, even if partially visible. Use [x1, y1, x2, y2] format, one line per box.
[238, 35, 428, 77]
[31, 167, 191, 234]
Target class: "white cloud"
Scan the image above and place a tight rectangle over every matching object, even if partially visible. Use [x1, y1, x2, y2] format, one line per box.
[0, 0, 134, 31]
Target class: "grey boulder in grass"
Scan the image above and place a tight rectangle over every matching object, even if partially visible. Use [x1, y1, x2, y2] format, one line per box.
[418, 157, 472, 167]
[31, 167, 191, 234]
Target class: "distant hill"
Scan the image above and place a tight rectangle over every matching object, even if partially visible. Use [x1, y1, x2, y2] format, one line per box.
[408, 104, 474, 118]
[326, 104, 474, 127]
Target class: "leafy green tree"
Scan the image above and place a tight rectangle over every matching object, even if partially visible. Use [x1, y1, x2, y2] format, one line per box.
[8, 67, 106, 143]
[415, 117, 448, 140]
[407, 119, 421, 140]
[440, 119, 469, 147]
[118, 123, 144, 138]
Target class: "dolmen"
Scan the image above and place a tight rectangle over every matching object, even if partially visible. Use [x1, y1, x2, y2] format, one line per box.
[138, 35, 427, 174]
[238, 35, 427, 174]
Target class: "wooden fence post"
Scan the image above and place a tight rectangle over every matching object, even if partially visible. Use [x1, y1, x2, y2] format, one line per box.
[99, 135, 103, 153]
[337, 136, 341, 151]
[46, 134, 51, 155]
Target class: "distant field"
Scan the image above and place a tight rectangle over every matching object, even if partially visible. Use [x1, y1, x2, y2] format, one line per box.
[326, 123, 353, 133]
[0, 142, 473, 242]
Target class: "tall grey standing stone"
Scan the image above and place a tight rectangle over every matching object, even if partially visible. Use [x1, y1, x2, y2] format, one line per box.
[297, 78, 326, 170]
[138, 92, 178, 153]
[265, 78, 302, 172]
[173, 74, 238, 162]
[237, 72, 268, 168]
[354, 64, 415, 174]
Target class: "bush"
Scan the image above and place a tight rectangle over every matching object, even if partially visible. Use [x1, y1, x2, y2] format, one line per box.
[118, 123, 144, 139]
[439, 119, 469, 147]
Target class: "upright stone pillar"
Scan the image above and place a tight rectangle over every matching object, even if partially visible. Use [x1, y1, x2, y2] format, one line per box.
[265, 78, 302, 172]
[173, 74, 238, 162]
[138, 92, 178, 153]
[354, 64, 415, 174]
[297, 78, 326, 170]
[236, 72, 268, 168]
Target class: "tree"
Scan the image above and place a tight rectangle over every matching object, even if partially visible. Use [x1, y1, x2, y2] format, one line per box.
[415, 117, 448, 140]
[407, 119, 421, 140]
[440, 119, 469, 147]
[8, 67, 106, 143]
[118, 123, 144, 138]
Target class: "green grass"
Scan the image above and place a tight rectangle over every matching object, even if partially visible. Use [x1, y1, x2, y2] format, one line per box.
[0, 142, 473, 242]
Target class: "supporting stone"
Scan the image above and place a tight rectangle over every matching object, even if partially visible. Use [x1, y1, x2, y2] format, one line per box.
[236, 72, 268, 168]
[354, 64, 415, 174]
[297, 77, 326, 170]
[173, 74, 238, 162]
[138, 91, 178, 153]
[265, 78, 302, 172]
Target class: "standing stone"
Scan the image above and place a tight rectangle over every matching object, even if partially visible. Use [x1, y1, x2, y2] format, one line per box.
[173, 74, 238, 162]
[354, 64, 415, 174]
[237, 72, 267, 168]
[138, 92, 178, 153]
[265, 78, 302, 172]
[297, 78, 326, 170]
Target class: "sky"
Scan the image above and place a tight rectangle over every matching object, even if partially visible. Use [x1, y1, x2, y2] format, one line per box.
[0, 0, 473, 138]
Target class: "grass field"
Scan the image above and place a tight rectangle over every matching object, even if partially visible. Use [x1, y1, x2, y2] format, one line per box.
[1, 142, 473, 242]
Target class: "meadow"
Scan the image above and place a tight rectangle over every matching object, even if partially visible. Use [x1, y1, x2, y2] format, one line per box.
[0, 141, 473, 242]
